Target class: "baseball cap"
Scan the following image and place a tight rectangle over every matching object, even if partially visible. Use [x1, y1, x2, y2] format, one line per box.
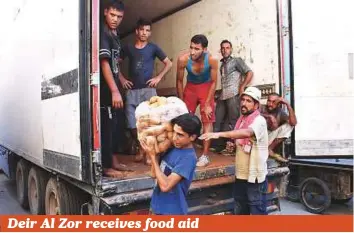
[241, 86, 262, 102]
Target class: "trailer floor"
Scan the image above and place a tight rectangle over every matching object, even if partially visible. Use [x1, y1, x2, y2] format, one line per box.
[102, 147, 234, 182]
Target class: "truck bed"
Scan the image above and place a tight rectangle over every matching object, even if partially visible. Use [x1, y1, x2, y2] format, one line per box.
[99, 147, 290, 214]
[101, 148, 235, 196]
[106, 148, 234, 179]
[290, 158, 353, 171]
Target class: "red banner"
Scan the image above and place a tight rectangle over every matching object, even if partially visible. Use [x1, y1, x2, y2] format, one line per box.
[0, 215, 352, 232]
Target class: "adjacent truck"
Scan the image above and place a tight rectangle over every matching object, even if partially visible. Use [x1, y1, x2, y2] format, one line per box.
[0, 0, 352, 215]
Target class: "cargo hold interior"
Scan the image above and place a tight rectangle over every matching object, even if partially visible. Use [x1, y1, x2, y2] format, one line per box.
[97, 0, 236, 210]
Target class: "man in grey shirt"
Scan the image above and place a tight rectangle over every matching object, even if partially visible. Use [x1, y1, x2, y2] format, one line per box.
[214, 40, 253, 141]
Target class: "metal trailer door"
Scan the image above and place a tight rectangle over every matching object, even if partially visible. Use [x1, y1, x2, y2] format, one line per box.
[0, 0, 89, 181]
[291, 0, 354, 156]
[40, 0, 91, 181]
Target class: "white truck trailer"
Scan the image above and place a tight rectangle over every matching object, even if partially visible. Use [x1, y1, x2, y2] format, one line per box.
[0, 0, 352, 215]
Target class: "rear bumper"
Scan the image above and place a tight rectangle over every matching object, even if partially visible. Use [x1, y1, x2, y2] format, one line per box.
[99, 166, 290, 215]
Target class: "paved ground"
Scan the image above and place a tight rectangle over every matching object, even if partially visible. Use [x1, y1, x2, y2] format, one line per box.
[0, 173, 352, 215]
[0, 173, 29, 214]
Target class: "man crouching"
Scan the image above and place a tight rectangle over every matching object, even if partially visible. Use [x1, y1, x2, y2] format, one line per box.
[261, 93, 297, 162]
[141, 113, 201, 215]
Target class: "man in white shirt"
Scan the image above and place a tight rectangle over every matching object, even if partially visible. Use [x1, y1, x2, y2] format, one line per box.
[200, 86, 268, 215]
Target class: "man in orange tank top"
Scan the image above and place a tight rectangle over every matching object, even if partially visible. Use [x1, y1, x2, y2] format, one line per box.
[176, 35, 219, 167]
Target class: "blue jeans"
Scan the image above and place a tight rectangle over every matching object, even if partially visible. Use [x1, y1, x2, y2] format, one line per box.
[233, 179, 268, 215]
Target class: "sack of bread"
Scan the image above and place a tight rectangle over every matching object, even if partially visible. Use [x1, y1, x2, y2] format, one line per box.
[135, 96, 189, 155]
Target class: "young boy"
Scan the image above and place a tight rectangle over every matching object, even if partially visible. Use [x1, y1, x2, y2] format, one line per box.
[140, 113, 201, 215]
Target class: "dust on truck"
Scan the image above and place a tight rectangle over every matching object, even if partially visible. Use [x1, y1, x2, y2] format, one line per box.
[2, 0, 351, 215]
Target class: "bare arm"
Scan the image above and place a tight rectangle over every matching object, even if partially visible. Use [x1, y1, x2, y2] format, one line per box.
[151, 156, 183, 192]
[284, 101, 297, 126]
[200, 128, 255, 141]
[140, 140, 183, 192]
[239, 71, 253, 94]
[118, 69, 133, 89]
[206, 56, 218, 103]
[101, 59, 119, 93]
[176, 56, 186, 100]
[147, 57, 173, 88]
[101, 59, 123, 108]
[157, 57, 173, 78]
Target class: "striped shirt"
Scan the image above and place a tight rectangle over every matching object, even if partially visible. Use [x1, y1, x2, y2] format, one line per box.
[99, 25, 121, 106]
[220, 56, 251, 100]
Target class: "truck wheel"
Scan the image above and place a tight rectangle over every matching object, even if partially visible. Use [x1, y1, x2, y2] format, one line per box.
[299, 177, 331, 214]
[45, 178, 86, 214]
[16, 159, 30, 208]
[28, 167, 48, 214]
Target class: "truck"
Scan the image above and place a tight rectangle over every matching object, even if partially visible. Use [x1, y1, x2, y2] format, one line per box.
[0, 0, 352, 215]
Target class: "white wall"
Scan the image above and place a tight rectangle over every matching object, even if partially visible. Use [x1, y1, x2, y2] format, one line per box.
[121, 0, 279, 90]
[292, 0, 354, 155]
[0, 0, 81, 167]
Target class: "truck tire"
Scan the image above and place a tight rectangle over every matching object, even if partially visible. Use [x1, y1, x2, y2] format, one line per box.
[45, 178, 86, 215]
[28, 167, 48, 214]
[16, 159, 30, 209]
[299, 177, 331, 214]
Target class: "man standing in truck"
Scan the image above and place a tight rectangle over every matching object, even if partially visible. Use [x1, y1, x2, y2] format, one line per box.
[200, 87, 268, 215]
[213, 39, 253, 152]
[140, 113, 200, 215]
[119, 18, 172, 164]
[176, 34, 219, 167]
[100, 0, 129, 177]
[261, 93, 297, 162]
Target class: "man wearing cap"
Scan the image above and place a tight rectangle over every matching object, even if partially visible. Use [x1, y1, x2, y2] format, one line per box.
[200, 86, 268, 215]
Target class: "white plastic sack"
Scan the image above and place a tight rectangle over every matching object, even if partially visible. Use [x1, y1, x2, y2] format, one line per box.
[135, 96, 189, 154]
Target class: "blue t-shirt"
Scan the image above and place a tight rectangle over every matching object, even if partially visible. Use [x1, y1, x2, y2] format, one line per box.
[150, 148, 197, 215]
[120, 43, 167, 89]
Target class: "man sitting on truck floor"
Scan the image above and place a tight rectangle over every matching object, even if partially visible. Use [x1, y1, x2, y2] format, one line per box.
[119, 18, 172, 165]
[176, 34, 219, 167]
[261, 93, 297, 163]
[100, 0, 130, 177]
[140, 113, 200, 215]
[200, 87, 268, 215]
[225, 93, 297, 163]
[213, 39, 253, 153]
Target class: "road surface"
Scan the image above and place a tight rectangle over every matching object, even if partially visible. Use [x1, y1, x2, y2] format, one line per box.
[0, 173, 352, 215]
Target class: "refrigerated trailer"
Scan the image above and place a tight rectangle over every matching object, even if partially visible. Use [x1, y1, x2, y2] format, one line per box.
[0, 0, 352, 215]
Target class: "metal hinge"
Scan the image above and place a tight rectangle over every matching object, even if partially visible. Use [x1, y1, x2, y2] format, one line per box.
[282, 26, 289, 37]
[90, 72, 99, 85]
[92, 150, 101, 163]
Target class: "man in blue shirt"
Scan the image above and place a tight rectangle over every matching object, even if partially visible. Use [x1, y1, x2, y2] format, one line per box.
[140, 113, 201, 215]
[119, 18, 172, 163]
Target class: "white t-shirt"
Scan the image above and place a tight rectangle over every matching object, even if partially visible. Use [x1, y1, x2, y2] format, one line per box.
[235, 115, 268, 183]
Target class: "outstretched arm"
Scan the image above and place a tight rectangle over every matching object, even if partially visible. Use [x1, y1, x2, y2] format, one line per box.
[199, 128, 255, 141]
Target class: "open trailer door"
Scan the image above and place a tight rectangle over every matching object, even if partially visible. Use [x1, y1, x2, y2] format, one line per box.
[291, 0, 354, 156]
[40, 0, 92, 181]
